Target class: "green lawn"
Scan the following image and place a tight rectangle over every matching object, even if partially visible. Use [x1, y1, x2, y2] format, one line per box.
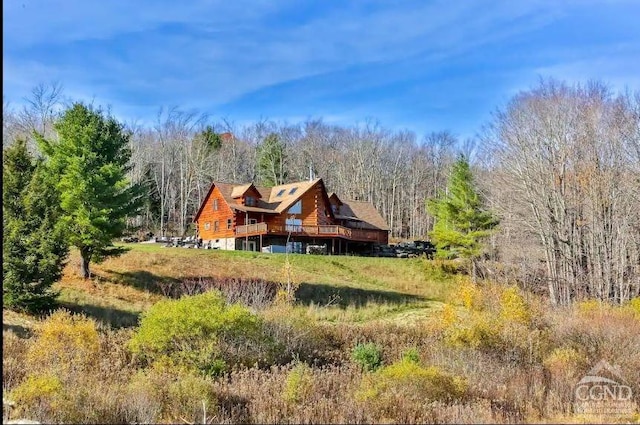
[37, 243, 462, 328]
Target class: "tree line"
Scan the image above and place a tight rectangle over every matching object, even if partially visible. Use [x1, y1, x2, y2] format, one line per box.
[3, 78, 639, 306]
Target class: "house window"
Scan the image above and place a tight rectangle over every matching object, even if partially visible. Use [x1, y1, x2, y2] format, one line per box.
[289, 187, 298, 195]
[227, 219, 232, 230]
[204, 222, 211, 230]
[276, 189, 286, 197]
[285, 218, 302, 232]
[245, 196, 255, 206]
[331, 204, 338, 214]
[248, 218, 257, 225]
[213, 199, 219, 211]
[214, 221, 219, 231]
[289, 200, 302, 214]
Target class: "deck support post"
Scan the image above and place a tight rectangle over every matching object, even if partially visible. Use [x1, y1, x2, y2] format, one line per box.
[245, 212, 249, 251]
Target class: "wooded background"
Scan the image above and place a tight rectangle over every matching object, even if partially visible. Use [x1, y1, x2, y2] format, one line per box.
[3, 79, 639, 304]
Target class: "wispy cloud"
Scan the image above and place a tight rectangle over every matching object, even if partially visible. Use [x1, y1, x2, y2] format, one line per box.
[3, 0, 639, 137]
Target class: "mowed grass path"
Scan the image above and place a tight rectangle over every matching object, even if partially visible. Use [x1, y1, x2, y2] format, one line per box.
[13, 243, 460, 328]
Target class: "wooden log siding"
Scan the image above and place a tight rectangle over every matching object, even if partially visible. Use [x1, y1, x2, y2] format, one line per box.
[196, 186, 236, 240]
[197, 180, 389, 245]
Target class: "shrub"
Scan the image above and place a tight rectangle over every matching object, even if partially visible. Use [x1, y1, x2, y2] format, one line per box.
[351, 342, 383, 372]
[124, 365, 217, 424]
[444, 310, 502, 351]
[626, 297, 640, 319]
[401, 348, 420, 364]
[575, 299, 602, 316]
[128, 291, 272, 375]
[9, 373, 63, 420]
[358, 359, 468, 406]
[543, 347, 586, 379]
[456, 280, 484, 310]
[166, 372, 217, 422]
[283, 362, 314, 404]
[26, 310, 100, 376]
[124, 369, 164, 423]
[499, 286, 531, 326]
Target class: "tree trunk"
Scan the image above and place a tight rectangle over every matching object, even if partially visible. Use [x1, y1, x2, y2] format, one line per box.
[80, 248, 91, 279]
[471, 259, 477, 284]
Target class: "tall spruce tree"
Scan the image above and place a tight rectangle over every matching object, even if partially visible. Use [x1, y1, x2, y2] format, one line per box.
[427, 155, 499, 279]
[37, 103, 144, 279]
[3, 140, 68, 313]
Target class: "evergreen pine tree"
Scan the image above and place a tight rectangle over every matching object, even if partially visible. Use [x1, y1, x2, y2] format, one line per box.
[3, 140, 68, 313]
[37, 103, 144, 279]
[427, 155, 499, 279]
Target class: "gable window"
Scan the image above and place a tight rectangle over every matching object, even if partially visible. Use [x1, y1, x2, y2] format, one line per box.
[288, 200, 302, 214]
[214, 221, 219, 231]
[213, 199, 219, 211]
[245, 196, 255, 206]
[331, 204, 338, 214]
[276, 189, 286, 197]
[204, 222, 211, 230]
[289, 187, 298, 195]
[227, 219, 232, 230]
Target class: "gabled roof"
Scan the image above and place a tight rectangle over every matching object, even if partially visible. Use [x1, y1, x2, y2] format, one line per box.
[328, 192, 343, 205]
[230, 183, 261, 199]
[339, 200, 389, 231]
[194, 178, 386, 231]
[266, 178, 322, 213]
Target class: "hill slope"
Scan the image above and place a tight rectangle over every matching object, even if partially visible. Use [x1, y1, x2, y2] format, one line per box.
[40, 244, 458, 328]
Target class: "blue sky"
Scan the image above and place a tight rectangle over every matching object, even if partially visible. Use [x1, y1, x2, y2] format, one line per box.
[3, 0, 639, 139]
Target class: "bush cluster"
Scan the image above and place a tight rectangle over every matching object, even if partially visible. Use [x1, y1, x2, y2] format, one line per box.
[128, 291, 273, 374]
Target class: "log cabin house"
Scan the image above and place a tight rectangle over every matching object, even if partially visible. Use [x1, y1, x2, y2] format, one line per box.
[193, 178, 389, 254]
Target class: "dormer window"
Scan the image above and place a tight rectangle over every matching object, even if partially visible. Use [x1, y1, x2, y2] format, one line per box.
[245, 196, 256, 206]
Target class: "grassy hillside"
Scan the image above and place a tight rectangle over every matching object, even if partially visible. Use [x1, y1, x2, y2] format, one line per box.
[47, 243, 459, 328]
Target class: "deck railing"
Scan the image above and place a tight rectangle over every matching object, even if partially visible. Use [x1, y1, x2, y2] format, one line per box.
[235, 222, 267, 235]
[235, 223, 382, 242]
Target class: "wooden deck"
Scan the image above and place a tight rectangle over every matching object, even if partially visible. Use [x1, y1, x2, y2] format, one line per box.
[235, 223, 384, 243]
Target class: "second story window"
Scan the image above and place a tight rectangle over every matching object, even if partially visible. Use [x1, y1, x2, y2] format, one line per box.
[227, 219, 232, 230]
[214, 221, 219, 232]
[289, 200, 302, 214]
[213, 199, 219, 211]
[245, 196, 255, 206]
